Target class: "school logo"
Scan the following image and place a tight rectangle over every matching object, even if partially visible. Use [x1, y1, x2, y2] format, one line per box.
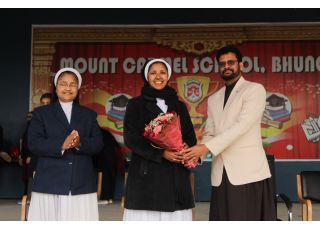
[184, 80, 203, 103]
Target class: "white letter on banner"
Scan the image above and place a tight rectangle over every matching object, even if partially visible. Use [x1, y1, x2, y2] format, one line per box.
[242, 56, 252, 73]
[123, 58, 135, 74]
[192, 58, 200, 74]
[182, 57, 188, 73]
[99, 58, 108, 73]
[74, 58, 87, 74]
[88, 58, 98, 73]
[173, 58, 182, 73]
[316, 56, 320, 71]
[60, 58, 74, 68]
[109, 58, 119, 74]
[253, 57, 260, 73]
[272, 57, 281, 72]
[305, 56, 315, 72]
[293, 56, 304, 72]
[282, 56, 292, 72]
[200, 57, 213, 73]
[136, 58, 147, 73]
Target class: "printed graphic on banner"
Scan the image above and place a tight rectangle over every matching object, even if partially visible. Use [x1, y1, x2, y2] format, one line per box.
[106, 94, 131, 130]
[42, 41, 320, 160]
[262, 93, 292, 129]
[301, 115, 320, 143]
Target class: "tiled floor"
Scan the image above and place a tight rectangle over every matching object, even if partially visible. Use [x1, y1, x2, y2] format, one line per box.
[0, 199, 319, 221]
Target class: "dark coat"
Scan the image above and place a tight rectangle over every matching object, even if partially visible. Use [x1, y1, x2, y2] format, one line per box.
[21, 122, 37, 177]
[124, 96, 197, 212]
[0, 125, 3, 150]
[28, 102, 103, 195]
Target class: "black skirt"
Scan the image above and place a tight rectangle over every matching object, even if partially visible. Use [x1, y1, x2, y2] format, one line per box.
[209, 168, 276, 221]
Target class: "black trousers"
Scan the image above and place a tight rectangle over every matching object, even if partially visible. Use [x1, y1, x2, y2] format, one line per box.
[100, 168, 116, 200]
[209, 168, 276, 221]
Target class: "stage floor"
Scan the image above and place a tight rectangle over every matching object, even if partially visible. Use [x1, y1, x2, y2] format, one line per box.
[0, 199, 318, 221]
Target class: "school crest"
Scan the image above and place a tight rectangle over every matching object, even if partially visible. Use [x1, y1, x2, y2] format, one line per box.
[184, 80, 203, 103]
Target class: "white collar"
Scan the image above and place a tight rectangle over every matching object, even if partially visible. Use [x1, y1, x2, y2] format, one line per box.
[59, 101, 73, 123]
[59, 101, 73, 108]
[156, 98, 168, 113]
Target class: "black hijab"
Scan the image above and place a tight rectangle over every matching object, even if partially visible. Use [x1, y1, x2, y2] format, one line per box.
[141, 59, 181, 115]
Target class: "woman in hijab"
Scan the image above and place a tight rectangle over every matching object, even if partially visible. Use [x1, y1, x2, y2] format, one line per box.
[123, 59, 197, 221]
[27, 67, 103, 221]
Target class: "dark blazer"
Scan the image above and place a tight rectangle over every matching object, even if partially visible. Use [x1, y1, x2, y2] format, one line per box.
[124, 96, 197, 212]
[28, 101, 103, 195]
[0, 125, 3, 150]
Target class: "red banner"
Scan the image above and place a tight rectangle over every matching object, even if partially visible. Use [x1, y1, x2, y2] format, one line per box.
[50, 41, 320, 160]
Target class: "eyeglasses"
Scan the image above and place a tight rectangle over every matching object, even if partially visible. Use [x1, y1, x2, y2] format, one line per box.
[218, 59, 238, 68]
[57, 82, 78, 89]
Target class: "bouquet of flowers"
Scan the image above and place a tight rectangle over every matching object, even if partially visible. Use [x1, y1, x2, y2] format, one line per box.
[143, 112, 196, 168]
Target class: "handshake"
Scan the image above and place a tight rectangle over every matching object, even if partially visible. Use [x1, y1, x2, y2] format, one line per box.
[163, 143, 198, 169]
[162, 144, 208, 169]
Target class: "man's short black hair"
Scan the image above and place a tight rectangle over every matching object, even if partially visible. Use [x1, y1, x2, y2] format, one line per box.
[215, 45, 243, 62]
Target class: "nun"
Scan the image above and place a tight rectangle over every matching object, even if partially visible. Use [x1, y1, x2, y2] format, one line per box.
[27, 67, 103, 221]
[123, 59, 197, 220]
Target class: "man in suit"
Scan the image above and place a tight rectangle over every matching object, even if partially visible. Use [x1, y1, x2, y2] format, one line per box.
[183, 46, 276, 220]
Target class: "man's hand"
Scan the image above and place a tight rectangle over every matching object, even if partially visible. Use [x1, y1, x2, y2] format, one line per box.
[182, 144, 208, 164]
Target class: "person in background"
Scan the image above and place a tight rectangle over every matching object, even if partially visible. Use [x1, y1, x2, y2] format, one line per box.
[27, 67, 103, 221]
[21, 93, 52, 197]
[31, 93, 52, 171]
[20, 111, 33, 196]
[96, 128, 124, 205]
[0, 124, 3, 151]
[182, 45, 276, 221]
[0, 124, 10, 163]
[40, 92, 52, 106]
[123, 59, 197, 221]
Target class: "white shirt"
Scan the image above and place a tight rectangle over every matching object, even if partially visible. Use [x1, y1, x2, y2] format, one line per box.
[156, 98, 168, 113]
